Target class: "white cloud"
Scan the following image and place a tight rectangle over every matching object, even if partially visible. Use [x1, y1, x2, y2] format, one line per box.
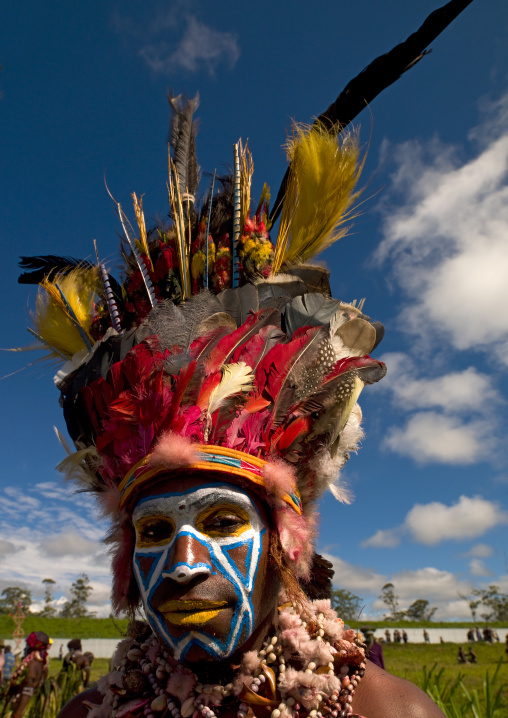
[469, 559, 493, 577]
[322, 553, 386, 595]
[405, 495, 508, 545]
[114, 9, 240, 76]
[40, 530, 103, 558]
[379, 353, 500, 413]
[375, 95, 508, 365]
[0, 540, 19, 557]
[322, 552, 476, 619]
[0, 483, 111, 614]
[384, 411, 493, 464]
[362, 495, 508, 547]
[361, 528, 400, 548]
[464, 543, 494, 558]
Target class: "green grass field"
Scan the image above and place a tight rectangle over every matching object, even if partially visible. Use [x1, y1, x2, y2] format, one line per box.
[40, 642, 507, 717]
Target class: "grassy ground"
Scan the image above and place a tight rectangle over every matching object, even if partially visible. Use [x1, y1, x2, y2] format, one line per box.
[383, 642, 508, 715]
[0, 616, 129, 639]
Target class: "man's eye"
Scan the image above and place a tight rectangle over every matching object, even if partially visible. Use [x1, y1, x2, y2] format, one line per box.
[136, 519, 174, 546]
[200, 510, 250, 537]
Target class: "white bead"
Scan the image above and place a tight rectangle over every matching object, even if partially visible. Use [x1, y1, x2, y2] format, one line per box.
[267, 653, 276, 663]
[309, 711, 318, 717]
[307, 662, 316, 670]
[287, 698, 295, 707]
[271, 710, 281, 718]
[270, 636, 278, 645]
[318, 629, 325, 637]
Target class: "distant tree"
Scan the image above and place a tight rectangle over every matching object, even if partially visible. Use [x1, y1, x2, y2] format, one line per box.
[379, 583, 402, 620]
[0, 586, 32, 614]
[60, 574, 95, 618]
[331, 589, 364, 622]
[403, 599, 437, 622]
[40, 578, 57, 618]
[458, 591, 482, 622]
[471, 585, 508, 622]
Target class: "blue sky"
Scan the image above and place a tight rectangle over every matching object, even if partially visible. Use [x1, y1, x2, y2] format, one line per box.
[1, 0, 508, 619]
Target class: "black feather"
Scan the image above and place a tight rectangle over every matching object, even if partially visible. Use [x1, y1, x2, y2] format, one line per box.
[18, 255, 92, 284]
[270, 0, 474, 224]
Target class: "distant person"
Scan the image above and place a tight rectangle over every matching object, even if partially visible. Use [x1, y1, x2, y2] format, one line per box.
[483, 626, 493, 643]
[467, 647, 478, 663]
[467, 628, 475, 641]
[7, 631, 51, 718]
[0, 639, 5, 683]
[457, 646, 468, 663]
[61, 638, 94, 688]
[394, 629, 401, 643]
[423, 629, 430, 644]
[62, 638, 82, 671]
[58, 644, 64, 661]
[3, 645, 15, 684]
[475, 627, 482, 641]
[385, 629, 392, 643]
[439, 636, 445, 644]
[402, 630, 408, 644]
[505, 633, 508, 661]
[364, 632, 385, 670]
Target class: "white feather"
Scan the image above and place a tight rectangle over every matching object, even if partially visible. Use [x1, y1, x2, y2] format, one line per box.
[204, 362, 254, 440]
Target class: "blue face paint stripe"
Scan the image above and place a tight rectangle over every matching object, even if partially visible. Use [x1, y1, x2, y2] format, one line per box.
[132, 484, 267, 660]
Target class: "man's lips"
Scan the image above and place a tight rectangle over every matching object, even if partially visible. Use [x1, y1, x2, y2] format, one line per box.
[156, 599, 231, 626]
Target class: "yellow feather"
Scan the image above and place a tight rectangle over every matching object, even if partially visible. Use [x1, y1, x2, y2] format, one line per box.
[131, 192, 153, 270]
[239, 140, 253, 231]
[272, 123, 365, 273]
[31, 266, 101, 360]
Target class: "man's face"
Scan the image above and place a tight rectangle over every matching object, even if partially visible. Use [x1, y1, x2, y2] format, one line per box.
[132, 478, 279, 662]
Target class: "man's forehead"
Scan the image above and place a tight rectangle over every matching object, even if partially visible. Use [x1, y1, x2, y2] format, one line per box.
[132, 482, 257, 521]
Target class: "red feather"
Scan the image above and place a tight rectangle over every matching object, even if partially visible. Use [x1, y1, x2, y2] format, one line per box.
[274, 416, 310, 451]
[205, 308, 280, 373]
[231, 325, 286, 369]
[160, 360, 197, 431]
[190, 325, 232, 362]
[196, 370, 222, 409]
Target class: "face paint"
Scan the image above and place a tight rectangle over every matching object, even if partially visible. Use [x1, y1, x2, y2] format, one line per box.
[132, 483, 270, 661]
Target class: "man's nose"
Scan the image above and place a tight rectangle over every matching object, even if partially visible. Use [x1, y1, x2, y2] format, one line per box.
[162, 532, 213, 584]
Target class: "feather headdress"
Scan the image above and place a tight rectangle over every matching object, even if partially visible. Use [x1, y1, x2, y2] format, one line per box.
[19, 86, 387, 613]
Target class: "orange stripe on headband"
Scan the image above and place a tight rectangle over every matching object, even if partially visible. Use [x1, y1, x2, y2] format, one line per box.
[118, 444, 302, 514]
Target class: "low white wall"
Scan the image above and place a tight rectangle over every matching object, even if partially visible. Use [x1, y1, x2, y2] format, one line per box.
[3, 629, 507, 657]
[370, 627, 508, 644]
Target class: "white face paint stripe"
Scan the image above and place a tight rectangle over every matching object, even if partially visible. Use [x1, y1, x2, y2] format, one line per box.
[132, 483, 267, 660]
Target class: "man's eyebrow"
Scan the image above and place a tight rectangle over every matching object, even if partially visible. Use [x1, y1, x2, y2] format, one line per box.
[133, 490, 253, 521]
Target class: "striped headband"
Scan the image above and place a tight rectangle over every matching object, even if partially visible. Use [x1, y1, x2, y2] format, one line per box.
[118, 444, 302, 515]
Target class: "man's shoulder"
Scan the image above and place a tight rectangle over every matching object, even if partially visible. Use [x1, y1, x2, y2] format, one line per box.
[57, 688, 103, 718]
[351, 661, 445, 718]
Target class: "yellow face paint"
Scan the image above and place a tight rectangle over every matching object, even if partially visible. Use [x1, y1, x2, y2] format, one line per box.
[158, 599, 229, 626]
[195, 502, 251, 538]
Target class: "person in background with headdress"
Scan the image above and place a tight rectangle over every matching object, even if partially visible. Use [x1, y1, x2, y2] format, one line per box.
[12, 4, 475, 718]
[6, 632, 51, 718]
[362, 630, 385, 670]
[62, 639, 94, 688]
